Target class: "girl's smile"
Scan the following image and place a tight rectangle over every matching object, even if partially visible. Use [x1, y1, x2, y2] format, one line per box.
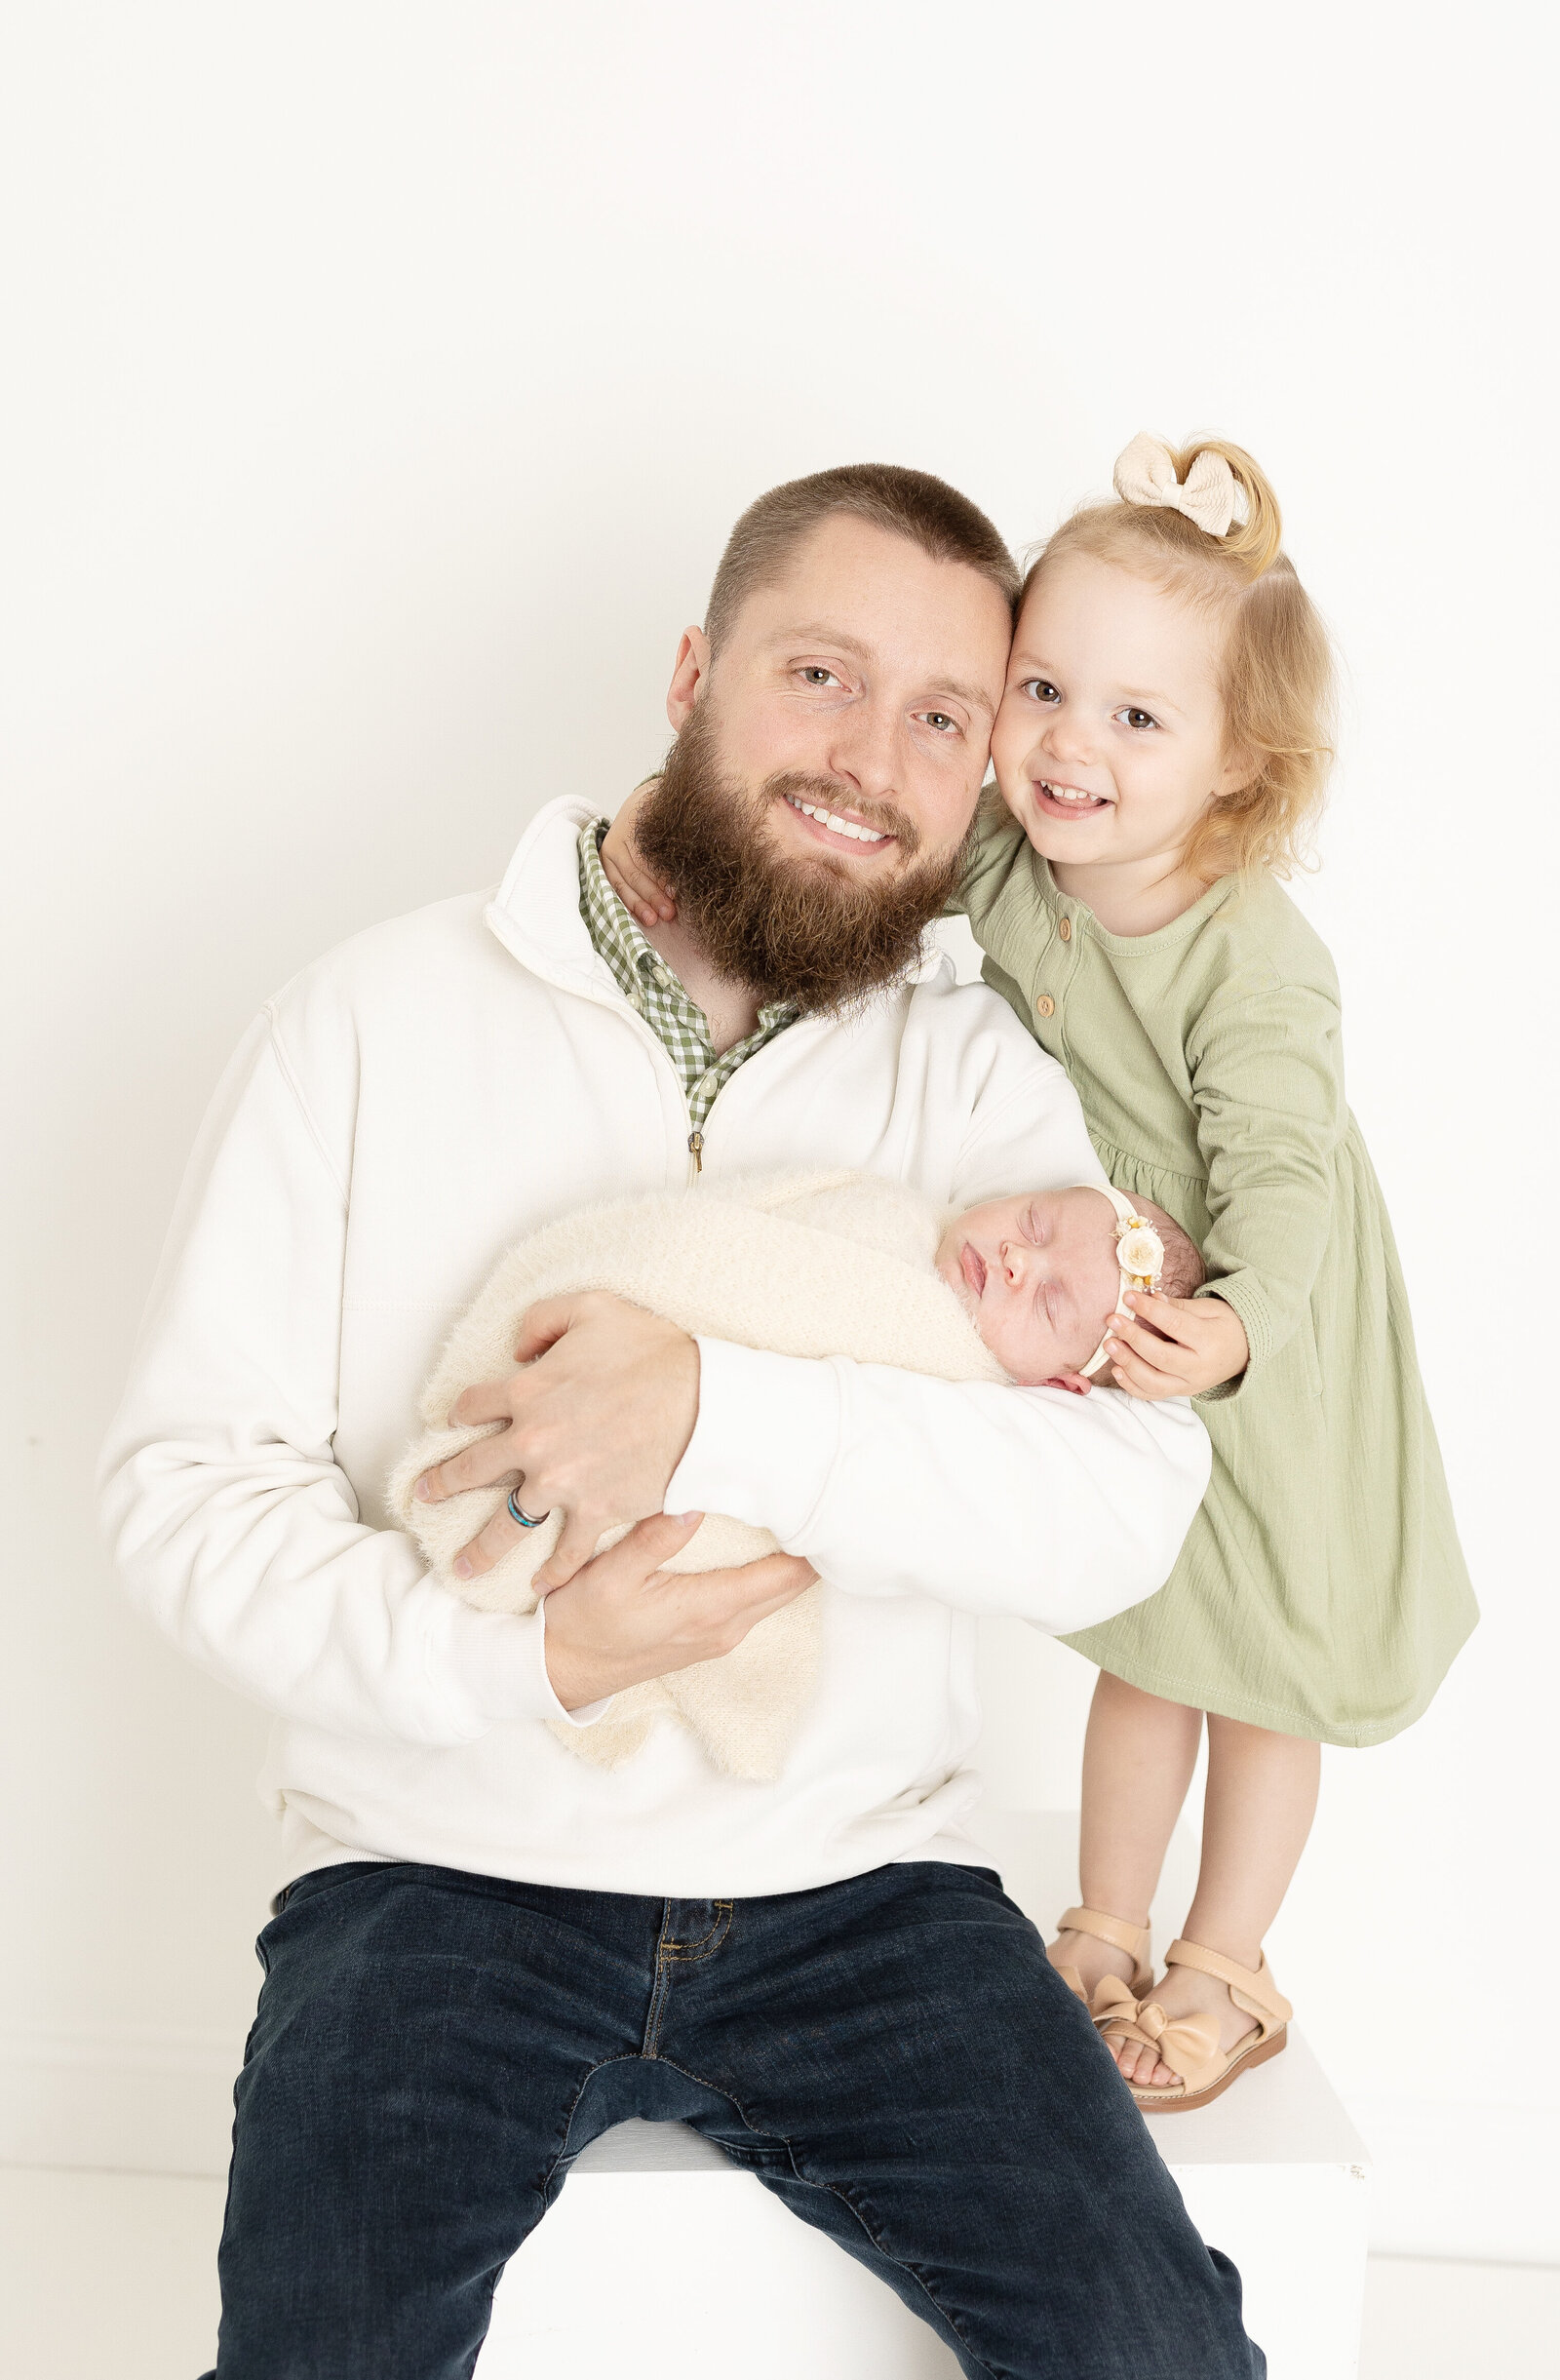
[990, 549, 1252, 936]
[1031, 776, 1114, 819]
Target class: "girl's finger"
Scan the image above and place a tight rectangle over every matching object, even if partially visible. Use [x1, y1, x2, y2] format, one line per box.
[601, 854, 663, 931]
[1120, 1292, 1198, 1348]
[1104, 1338, 1186, 1399]
[1107, 1310, 1184, 1360]
[601, 839, 679, 920]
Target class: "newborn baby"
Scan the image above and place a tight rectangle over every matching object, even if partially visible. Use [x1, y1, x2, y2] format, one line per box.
[391, 1170, 1202, 1780]
[935, 1183, 1204, 1391]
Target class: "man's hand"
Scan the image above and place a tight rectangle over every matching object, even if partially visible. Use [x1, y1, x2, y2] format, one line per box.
[1103, 1290, 1250, 1400]
[540, 1512, 818, 1710]
[413, 1292, 700, 1585]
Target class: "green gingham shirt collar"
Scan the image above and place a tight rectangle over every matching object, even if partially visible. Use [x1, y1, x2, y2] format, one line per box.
[577, 817, 800, 1134]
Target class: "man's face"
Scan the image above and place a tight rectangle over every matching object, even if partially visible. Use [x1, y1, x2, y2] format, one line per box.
[696, 512, 1012, 878]
[633, 513, 1013, 1011]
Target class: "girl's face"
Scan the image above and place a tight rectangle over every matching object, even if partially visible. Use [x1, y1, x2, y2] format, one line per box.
[990, 550, 1247, 876]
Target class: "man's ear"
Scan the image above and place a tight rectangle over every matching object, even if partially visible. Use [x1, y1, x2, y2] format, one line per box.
[666, 628, 712, 730]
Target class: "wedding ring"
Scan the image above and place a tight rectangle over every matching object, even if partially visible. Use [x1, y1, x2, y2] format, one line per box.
[506, 1488, 549, 1530]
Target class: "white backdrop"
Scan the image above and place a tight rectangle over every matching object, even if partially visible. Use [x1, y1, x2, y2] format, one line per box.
[3, 0, 1552, 2261]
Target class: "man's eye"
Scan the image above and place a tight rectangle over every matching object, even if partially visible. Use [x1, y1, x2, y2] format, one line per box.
[800, 667, 840, 687]
[1116, 706, 1159, 731]
[922, 711, 958, 734]
[1023, 679, 1061, 705]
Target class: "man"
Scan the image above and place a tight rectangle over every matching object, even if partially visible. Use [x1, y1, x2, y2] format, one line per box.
[100, 465, 1262, 2375]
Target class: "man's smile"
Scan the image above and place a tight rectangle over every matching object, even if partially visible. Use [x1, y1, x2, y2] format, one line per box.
[778, 788, 899, 857]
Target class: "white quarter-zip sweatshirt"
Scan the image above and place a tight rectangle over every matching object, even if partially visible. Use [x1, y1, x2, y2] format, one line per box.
[99, 797, 1210, 1897]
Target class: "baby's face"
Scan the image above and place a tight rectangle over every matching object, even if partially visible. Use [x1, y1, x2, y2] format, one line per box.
[936, 1186, 1121, 1385]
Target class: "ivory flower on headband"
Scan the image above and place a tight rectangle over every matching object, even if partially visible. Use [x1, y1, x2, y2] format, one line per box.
[1112, 431, 1242, 539]
[1072, 1182, 1167, 1380]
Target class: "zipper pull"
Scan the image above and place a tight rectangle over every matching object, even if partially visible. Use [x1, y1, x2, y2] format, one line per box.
[687, 1129, 704, 1178]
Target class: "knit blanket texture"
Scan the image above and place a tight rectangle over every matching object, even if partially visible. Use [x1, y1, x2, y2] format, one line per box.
[388, 1170, 1004, 1778]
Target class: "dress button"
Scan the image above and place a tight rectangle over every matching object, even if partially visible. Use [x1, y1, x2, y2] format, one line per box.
[1058, 917, 1072, 941]
[1034, 994, 1056, 1018]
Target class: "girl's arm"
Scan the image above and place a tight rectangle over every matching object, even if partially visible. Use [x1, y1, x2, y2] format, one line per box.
[600, 786, 676, 929]
[1175, 980, 1346, 1401]
[951, 785, 1028, 924]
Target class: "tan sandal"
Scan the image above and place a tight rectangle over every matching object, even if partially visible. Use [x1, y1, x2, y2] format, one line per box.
[1052, 1905, 1153, 2018]
[1101, 1937, 1292, 2112]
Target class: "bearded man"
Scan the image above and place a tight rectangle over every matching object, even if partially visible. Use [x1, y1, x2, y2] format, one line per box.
[100, 466, 1262, 2377]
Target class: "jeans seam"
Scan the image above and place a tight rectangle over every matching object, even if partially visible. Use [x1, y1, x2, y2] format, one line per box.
[657, 1900, 733, 1960]
[810, 2174, 999, 2379]
[534, 2052, 644, 2207]
[652, 2052, 996, 2380]
[645, 1902, 734, 2055]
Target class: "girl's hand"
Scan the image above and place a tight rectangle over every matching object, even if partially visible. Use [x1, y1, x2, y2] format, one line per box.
[601, 786, 678, 928]
[1103, 1291, 1250, 1400]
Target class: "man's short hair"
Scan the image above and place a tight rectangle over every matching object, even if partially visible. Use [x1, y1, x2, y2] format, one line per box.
[706, 464, 1020, 653]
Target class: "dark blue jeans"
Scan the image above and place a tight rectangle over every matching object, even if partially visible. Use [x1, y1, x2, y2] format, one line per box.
[208, 1858, 1263, 2378]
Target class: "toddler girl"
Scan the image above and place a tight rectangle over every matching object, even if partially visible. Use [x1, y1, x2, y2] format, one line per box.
[603, 435, 1476, 2109]
[962, 432, 1475, 2108]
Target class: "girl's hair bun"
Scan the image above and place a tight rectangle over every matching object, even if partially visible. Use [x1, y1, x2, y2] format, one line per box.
[1113, 431, 1283, 576]
[1186, 436, 1284, 575]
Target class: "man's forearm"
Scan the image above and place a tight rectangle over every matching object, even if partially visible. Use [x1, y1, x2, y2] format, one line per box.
[667, 1338, 1211, 1633]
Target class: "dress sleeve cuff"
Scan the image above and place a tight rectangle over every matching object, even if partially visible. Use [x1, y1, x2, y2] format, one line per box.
[1193, 1274, 1271, 1403]
[441, 1601, 617, 1729]
[665, 1337, 841, 1544]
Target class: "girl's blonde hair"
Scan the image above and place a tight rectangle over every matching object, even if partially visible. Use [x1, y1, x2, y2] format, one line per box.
[1027, 437, 1336, 882]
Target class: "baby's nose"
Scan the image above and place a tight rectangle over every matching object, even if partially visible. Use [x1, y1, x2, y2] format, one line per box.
[999, 1238, 1027, 1285]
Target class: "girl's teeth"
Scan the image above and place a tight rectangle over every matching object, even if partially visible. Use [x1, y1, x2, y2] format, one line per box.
[1041, 781, 1105, 806]
[786, 794, 886, 843]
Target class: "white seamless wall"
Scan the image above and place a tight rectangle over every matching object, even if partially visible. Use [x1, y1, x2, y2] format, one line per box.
[1, 2, 1550, 2262]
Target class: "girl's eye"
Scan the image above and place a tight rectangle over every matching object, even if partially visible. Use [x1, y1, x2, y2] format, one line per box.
[1022, 679, 1061, 705]
[1115, 706, 1160, 731]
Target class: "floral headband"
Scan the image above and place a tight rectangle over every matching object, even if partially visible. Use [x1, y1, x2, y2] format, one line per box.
[1075, 1182, 1165, 1379]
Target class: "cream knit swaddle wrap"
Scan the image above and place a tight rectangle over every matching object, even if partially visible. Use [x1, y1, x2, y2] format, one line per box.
[388, 1170, 1006, 1780]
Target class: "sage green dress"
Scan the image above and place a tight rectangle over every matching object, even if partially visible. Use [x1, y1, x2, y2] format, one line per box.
[959, 800, 1475, 1745]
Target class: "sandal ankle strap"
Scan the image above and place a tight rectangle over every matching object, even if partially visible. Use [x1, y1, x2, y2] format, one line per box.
[1058, 1905, 1150, 1961]
[1163, 1938, 1293, 2029]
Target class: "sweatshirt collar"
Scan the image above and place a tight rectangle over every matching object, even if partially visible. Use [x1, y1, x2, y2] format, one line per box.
[485, 796, 621, 995]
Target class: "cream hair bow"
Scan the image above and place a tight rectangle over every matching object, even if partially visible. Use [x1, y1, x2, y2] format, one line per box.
[1112, 431, 1240, 538]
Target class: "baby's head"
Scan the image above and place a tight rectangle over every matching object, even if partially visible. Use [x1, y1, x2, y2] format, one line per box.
[936, 1184, 1205, 1386]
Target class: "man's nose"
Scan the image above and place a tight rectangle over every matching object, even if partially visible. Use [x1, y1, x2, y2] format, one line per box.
[825, 694, 903, 805]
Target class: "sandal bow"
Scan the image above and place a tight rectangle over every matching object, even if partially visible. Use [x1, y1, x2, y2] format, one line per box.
[1102, 1937, 1293, 2112]
[1122, 2000, 1225, 2091]
[1087, 1971, 1144, 2030]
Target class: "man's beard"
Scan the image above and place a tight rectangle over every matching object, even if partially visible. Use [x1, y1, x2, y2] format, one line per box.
[634, 703, 969, 1015]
